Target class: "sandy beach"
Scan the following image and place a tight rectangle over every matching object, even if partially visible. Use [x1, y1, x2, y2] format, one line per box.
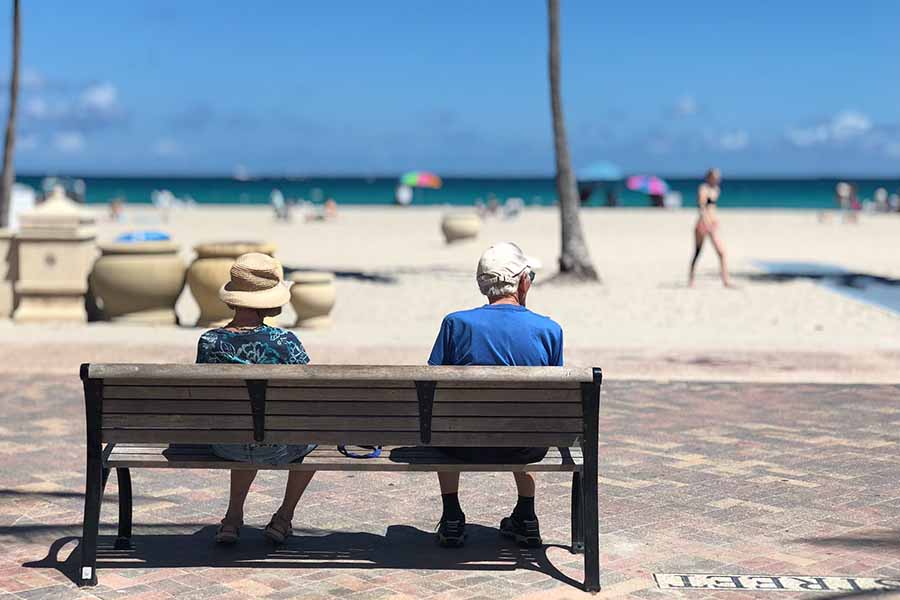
[2, 205, 898, 382]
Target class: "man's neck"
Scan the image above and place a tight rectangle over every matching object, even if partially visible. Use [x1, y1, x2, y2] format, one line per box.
[489, 296, 521, 307]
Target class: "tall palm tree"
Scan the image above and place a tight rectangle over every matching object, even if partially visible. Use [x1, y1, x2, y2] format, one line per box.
[548, 0, 597, 280]
[0, 0, 19, 229]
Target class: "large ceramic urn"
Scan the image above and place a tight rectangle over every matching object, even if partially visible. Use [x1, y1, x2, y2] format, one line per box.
[89, 240, 185, 324]
[187, 241, 277, 327]
[289, 271, 336, 328]
[441, 212, 480, 244]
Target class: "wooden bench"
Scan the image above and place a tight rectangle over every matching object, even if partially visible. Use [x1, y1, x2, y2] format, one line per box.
[79, 364, 602, 591]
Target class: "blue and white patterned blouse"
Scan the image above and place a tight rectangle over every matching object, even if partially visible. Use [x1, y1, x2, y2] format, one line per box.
[196, 325, 314, 465]
[196, 325, 309, 365]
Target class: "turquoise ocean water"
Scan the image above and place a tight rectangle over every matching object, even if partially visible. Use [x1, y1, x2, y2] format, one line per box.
[16, 175, 900, 209]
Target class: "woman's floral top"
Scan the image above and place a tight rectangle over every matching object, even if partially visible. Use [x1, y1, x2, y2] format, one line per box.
[196, 325, 309, 365]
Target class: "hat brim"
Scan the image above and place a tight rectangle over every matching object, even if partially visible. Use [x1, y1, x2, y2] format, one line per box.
[218, 281, 291, 309]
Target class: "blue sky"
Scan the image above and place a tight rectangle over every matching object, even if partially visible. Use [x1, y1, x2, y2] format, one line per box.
[1, 0, 899, 176]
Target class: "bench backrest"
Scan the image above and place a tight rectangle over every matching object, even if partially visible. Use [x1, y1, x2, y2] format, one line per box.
[81, 364, 601, 448]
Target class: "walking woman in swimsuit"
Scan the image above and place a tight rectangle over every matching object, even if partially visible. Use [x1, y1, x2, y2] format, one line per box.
[688, 168, 732, 287]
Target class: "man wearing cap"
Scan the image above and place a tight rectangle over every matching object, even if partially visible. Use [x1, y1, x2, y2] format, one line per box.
[428, 242, 563, 548]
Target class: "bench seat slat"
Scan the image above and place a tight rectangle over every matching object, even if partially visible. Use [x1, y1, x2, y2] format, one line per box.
[431, 417, 582, 432]
[434, 389, 580, 403]
[102, 430, 425, 444]
[103, 444, 584, 472]
[104, 415, 421, 430]
[91, 364, 592, 383]
[429, 432, 581, 446]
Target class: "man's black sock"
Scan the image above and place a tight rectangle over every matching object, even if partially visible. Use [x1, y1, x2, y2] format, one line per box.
[513, 495, 536, 520]
[441, 492, 464, 521]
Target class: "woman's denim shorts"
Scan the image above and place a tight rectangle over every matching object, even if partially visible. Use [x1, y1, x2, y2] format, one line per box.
[211, 443, 317, 466]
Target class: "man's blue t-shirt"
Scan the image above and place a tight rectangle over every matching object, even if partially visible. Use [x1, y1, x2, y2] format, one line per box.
[428, 304, 563, 367]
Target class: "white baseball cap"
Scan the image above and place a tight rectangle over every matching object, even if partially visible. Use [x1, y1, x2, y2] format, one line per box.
[476, 242, 537, 294]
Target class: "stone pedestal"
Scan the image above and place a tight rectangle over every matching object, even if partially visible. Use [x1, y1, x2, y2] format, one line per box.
[0, 229, 15, 318]
[13, 187, 97, 323]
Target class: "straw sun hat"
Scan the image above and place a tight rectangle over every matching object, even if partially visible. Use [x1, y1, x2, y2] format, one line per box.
[218, 253, 291, 310]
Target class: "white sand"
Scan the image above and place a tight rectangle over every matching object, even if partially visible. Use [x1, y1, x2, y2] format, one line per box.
[2, 205, 898, 382]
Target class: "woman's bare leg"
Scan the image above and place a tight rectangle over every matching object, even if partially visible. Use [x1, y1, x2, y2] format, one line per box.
[513, 472, 536, 497]
[709, 231, 731, 287]
[437, 472, 460, 494]
[223, 469, 257, 525]
[688, 229, 705, 287]
[276, 471, 316, 521]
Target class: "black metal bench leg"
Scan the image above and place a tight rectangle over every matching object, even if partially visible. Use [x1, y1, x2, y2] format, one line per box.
[78, 459, 104, 586]
[581, 371, 601, 593]
[115, 468, 133, 549]
[570, 471, 585, 554]
[582, 463, 600, 592]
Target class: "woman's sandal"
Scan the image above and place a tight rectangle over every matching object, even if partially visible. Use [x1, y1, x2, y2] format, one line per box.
[264, 512, 293, 544]
[215, 519, 242, 544]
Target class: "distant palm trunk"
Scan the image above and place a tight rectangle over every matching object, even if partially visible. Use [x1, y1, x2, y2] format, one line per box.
[548, 0, 597, 279]
[0, 0, 20, 228]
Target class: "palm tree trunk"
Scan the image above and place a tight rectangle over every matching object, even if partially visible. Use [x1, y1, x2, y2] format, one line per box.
[0, 0, 20, 229]
[548, 0, 597, 280]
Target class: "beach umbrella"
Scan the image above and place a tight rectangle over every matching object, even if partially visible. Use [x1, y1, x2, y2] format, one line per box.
[626, 174, 669, 196]
[400, 171, 443, 189]
[577, 161, 623, 182]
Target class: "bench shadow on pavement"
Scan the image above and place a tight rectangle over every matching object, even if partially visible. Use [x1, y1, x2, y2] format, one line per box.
[25, 524, 584, 589]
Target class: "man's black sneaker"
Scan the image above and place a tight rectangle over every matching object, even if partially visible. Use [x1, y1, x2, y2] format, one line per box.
[500, 514, 542, 548]
[436, 517, 466, 547]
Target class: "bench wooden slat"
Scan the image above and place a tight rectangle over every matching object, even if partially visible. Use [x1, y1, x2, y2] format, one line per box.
[102, 430, 255, 443]
[433, 389, 580, 403]
[267, 388, 418, 402]
[103, 444, 584, 472]
[429, 432, 581, 446]
[90, 363, 593, 384]
[431, 417, 582, 432]
[103, 386, 248, 400]
[104, 415, 421, 430]
[103, 400, 582, 418]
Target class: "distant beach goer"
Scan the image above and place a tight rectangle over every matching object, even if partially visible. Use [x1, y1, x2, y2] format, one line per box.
[395, 184, 413, 206]
[688, 168, 732, 287]
[197, 253, 317, 545]
[271, 189, 290, 222]
[324, 198, 338, 219]
[874, 187, 889, 212]
[428, 242, 562, 548]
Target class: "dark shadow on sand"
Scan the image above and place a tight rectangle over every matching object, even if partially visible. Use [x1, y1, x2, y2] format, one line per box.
[24, 524, 584, 590]
[792, 530, 900, 550]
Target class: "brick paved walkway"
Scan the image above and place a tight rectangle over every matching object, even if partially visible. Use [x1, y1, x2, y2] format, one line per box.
[1, 377, 898, 599]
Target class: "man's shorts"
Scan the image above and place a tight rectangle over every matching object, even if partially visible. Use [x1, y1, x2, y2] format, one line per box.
[438, 446, 549, 464]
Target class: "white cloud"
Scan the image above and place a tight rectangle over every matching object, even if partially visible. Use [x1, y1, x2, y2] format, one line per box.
[53, 131, 85, 153]
[673, 95, 698, 117]
[79, 82, 119, 112]
[153, 137, 182, 157]
[718, 129, 749, 151]
[786, 110, 872, 147]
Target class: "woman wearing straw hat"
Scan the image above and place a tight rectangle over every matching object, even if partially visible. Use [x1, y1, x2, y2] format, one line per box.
[196, 253, 316, 544]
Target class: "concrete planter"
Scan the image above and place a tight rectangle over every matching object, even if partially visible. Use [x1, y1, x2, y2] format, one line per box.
[187, 242, 277, 327]
[89, 241, 185, 324]
[0, 229, 14, 318]
[441, 213, 480, 243]
[289, 271, 336, 328]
